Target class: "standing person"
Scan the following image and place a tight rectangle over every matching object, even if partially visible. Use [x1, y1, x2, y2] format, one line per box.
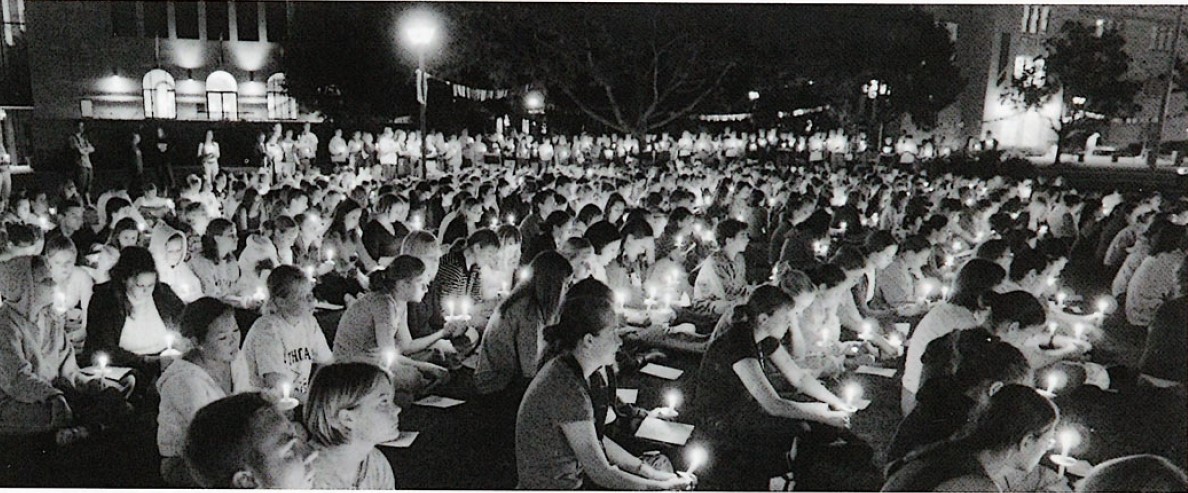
[130, 131, 145, 194]
[197, 130, 220, 185]
[157, 298, 243, 486]
[515, 285, 696, 490]
[0, 126, 12, 207]
[69, 120, 96, 206]
[347, 131, 364, 169]
[151, 127, 175, 192]
[328, 129, 349, 172]
[297, 122, 319, 174]
[280, 129, 298, 178]
[250, 131, 269, 170]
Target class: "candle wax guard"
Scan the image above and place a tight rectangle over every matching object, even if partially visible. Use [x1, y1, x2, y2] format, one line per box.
[276, 397, 300, 411]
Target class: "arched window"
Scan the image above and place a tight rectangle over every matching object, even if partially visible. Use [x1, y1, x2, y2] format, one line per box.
[142, 69, 176, 119]
[206, 70, 239, 121]
[267, 73, 296, 120]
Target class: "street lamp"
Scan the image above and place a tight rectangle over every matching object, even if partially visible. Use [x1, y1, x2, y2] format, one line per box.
[861, 79, 891, 147]
[401, 10, 438, 178]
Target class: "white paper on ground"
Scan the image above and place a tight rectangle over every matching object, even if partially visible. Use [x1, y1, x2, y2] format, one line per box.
[893, 323, 911, 335]
[378, 431, 419, 448]
[605, 410, 617, 425]
[413, 395, 466, 408]
[616, 388, 639, 404]
[855, 365, 897, 378]
[639, 363, 683, 380]
[1082, 362, 1111, 390]
[80, 366, 133, 380]
[634, 417, 695, 445]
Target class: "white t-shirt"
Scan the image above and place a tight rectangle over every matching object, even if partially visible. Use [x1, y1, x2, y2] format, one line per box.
[241, 313, 333, 402]
[119, 301, 170, 356]
[902, 302, 978, 394]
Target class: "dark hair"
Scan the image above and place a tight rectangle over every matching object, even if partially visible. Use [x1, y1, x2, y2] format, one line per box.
[715, 218, 748, 246]
[900, 235, 931, 254]
[201, 218, 235, 262]
[865, 230, 896, 254]
[369, 255, 425, 294]
[807, 263, 847, 290]
[496, 224, 522, 245]
[985, 290, 1046, 331]
[950, 259, 1006, 310]
[183, 392, 274, 488]
[501, 251, 574, 330]
[975, 239, 1010, 262]
[1151, 223, 1188, 255]
[776, 265, 814, 297]
[104, 197, 132, 225]
[1078, 454, 1188, 493]
[538, 278, 616, 367]
[577, 204, 603, 226]
[43, 233, 77, 258]
[266, 265, 308, 304]
[108, 217, 141, 247]
[727, 285, 794, 338]
[584, 221, 622, 254]
[328, 199, 365, 238]
[620, 219, 654, 241]
[109, 246, 158, 312]
[180, 297, 235, 348]
[1009, 247, 1049, 282]
[830, 245, 867, 272]
[466, 228, 500, 251]
[950, 384, 1058, 454]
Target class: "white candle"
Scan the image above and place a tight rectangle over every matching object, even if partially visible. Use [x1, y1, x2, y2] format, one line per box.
[838, 221, 847, 231]
[675, 235, 685, 249]
[859, 321, 875, 340]
[506, 213, 516, 225]
[685, 445, 707, 474]
[887, 332, 903, 349]
[665, 389, 682, 410]
[517, 267, 532, 283]
[444, 298, 457, 319]
[1055, 291, 1068, 307]
[280, 381, 292, 400]
[325, 247, 336, 262]
[1045, 372, 1060, 395]
[842, 381, 863, 408]
[1073, 323, 1085, 340]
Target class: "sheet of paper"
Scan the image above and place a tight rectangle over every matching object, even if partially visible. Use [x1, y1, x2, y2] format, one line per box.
[80, 366, 133, 380]
[634, 417, 695, 446]
[460, 353, 479, 370]
[852, 398, 872, 411]
[855, 365, 897, 378]
[893, 323, 911, 335]
[378, 431, 419, 448]
[315, 301, 344, 311]
[605, 410, 617, 425]
[413, 395, 466, 408]
[616, 388, 639, 405]
[639, 363, 683, 380]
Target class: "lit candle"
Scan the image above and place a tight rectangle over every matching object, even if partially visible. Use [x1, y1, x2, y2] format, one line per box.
[95, 352, 110, 379]
[52, 289, 68, 314]
[444, 298, 457, 320]
[1052, 428, 1083, 477]
[685, 445, 707, 474]
[858, 321, 875, 341]
[1055, 291, 1068, 308]
[675, 235, 685, 249]
[517, 267, 532, 283]
[1094, 296, 1113, 316]
[842, 381, 863, 408]
[1046, 276, 1058, 287]
[665, 389, 682, 410]
[940, 286, 951, 300]
[838, 221, 847, 231]
[383, 348, 397, 370]
[506, 213, 516, 225]
[303, 265, 316, 279]
[325, 247, 336, 262]
[253, 286, 268, 302]
[887, 332, 903, 350]
[769, 265, 778, 284]
[1073, 323, 1085, 340]
[489, 217, 499, 229]
[613, 290, 628, 311]
[943, 254, 955, 268]
[1044, 372, 1061, 396]
[161, 333, 182, 358]
[1047, 321, 1059, 336]
[276, 381, 299, 410]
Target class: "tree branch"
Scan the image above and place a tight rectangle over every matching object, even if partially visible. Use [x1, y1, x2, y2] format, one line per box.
[649, 62, 736, 130]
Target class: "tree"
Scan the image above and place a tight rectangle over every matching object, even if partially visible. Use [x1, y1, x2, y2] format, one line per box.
[1000, 21, 1141, 165]
[444, 4, 739, 138]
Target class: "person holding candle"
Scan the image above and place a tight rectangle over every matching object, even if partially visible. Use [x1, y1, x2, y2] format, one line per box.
[148, 225, 203, 304]
[187, 219, 242, 304]
[241, 265, 334, 404]
[107, 217, 142, 250]
[0, 251, 131, 445]
[902, 259, 1005, 415]
[333, 256, 451, 394]
[883, 383, 1060, 492]
[691, 219, 750, 319]
[435, 228, 502, 333]
[157, 297, 245, 486]
[362, 193, 411, 266]
[1123, 223, 1187, 327]
[874, 235, 934, 317]
[984, 291, 1091, 371]
[83, 246, 185, 381]
[41, 233, 94, 351]
[183, 392, 317, 488]
[303, 363, 401, 489]
[693, 285, 857, 490]
[515, 283, 695, 490]
[475, 251, 572, 396]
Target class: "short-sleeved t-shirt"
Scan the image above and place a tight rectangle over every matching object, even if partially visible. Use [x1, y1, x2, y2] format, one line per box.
[693, 320, 779, 432]
[309, 447, 395, 490]
[333, 292, 400, 363]
[515, 356, 595, 490]
[242, 313, 333, 402]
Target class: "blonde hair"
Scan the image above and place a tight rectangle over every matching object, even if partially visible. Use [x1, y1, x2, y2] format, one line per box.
[303, 363, 392, 448]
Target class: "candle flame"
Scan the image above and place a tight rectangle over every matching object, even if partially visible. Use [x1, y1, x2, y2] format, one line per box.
[665, 389, 682, 409]
[686, 445, 707, 474]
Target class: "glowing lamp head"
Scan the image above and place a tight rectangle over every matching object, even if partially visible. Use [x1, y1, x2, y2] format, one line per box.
[402, 17, 438, 48]
[517, 267, 532, 283]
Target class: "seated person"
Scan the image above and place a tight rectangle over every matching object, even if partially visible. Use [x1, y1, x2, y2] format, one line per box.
[691, 219, 750, 319]
[333, 256, 451, 394]
[241, 265, 333, 404]
[158, 298, 244, 486]
[303, 363, 401, 489]
[1077, 454, 1188, 493]
[183, 392, 316, 488]
[0, 254, 131, 444]
[874, 235, 933, 317]
[692, 285, 855, 490]
[882, 385, 1059, 491]
[83, 246, 185, 380]
[1138, 260, 1187, 388]
[985, 291, 1090, 371]
[515, 281, 695, 490]
[474, 251, 572, 396]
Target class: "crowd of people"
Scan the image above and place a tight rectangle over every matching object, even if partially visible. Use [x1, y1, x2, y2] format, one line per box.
[0, 121, 1185, 491]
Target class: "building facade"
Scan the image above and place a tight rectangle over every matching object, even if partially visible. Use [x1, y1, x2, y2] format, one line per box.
[924, 4, 1187, 153]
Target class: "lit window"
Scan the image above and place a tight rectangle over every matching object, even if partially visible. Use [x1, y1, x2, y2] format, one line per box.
[1152, 24, 1175, 51]
[1094, 19, 1105, 37]
[1021, 5, 1050, 34]
[2, 0, 27, 46]
[206, 70, 239, 121]
[267, 73, 296, 120]
[142, 69, 177, 119]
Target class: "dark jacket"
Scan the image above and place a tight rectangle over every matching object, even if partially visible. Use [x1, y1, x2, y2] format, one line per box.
[82, 281, 185, 375]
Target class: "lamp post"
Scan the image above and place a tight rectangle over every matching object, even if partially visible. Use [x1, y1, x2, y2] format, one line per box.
[402, 12, 437, 179]
[861, 79, 890, 148]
